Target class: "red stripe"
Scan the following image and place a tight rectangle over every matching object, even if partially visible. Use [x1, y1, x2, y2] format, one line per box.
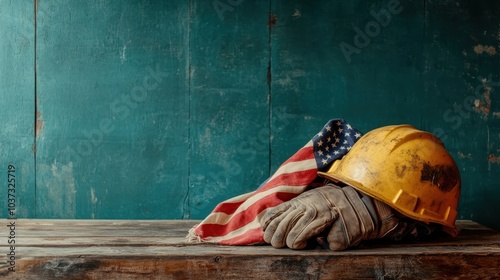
[211, 192, 254, 214]
[212, 168, 317, 215]
[212, 200, 247, 216]
[257, 167, 317, 192]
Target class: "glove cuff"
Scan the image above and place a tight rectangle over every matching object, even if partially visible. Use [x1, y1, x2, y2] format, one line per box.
[373, 199, 399, 238]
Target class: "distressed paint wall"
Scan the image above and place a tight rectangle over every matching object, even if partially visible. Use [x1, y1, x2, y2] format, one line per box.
[35, 1, 191, 219]
[1, 0, 499, 231]
[0, 0, 36, 217]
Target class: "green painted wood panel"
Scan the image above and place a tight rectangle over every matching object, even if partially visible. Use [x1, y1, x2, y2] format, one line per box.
[270, 0, 500, 231]
[0, 0, 36, 218]
[1, 0, 499, 232]
[35, 1, 190, 219]
[188, 0, 271, 218]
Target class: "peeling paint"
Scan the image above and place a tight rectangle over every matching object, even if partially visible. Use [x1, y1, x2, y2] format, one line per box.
[292, 9, 301, 19]
[120, 40, 132, 64]
[488, 154, 500, 163]
[474, 88, 492, 118]
[36, 108, 44, 137]
[457, 152, 472, 159]
[267, 14, 277, 29]
[38, 162, 77, 218]
[90, 187, 98, 205]
[473, 44, 497, 56]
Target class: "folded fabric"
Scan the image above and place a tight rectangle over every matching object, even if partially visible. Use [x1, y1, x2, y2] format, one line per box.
[186, 119, 362, 245]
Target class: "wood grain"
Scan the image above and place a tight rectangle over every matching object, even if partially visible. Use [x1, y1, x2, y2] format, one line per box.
[0, 219, 498, 279]
[1, 0, 500, 238]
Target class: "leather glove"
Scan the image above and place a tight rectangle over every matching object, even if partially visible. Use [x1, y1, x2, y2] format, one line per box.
[260, 183, 399, 250]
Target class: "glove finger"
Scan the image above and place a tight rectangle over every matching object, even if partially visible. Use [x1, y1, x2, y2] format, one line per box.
[269, 208, 303, 248]
[263, 207, 295, 247]
[327, 217, 349, 251]
[285, 205, 317, 249]
[287, 209, 338, 249]
[260, 203, 293, 232]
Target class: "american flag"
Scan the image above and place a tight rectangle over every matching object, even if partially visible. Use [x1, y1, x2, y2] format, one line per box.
[187, 119, 362, 245]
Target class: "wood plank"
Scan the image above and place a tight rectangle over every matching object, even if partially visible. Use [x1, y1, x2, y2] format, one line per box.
[35, 1, 190, 219]
[1, 219, 498, 244]
[3, 241, 500, 257]
[188, 0, 271, 219]
[0, 0, 36, 218]
[11, 219, 197, 237]
[5, 254, 499, 280]
[0, 220, 498, 279]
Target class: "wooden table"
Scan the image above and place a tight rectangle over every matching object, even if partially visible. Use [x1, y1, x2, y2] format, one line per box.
[1, 219, 499, 279]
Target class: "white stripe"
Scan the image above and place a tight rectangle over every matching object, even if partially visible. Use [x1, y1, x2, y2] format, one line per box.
[267, 158, 317, 182]
[206, 211, 271, 243]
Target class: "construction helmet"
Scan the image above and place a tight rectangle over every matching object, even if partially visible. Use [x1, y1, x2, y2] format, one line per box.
[317, 125, 461, 236]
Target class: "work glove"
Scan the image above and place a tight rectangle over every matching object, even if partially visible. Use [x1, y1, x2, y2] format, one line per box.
[260, 183, 399, 250]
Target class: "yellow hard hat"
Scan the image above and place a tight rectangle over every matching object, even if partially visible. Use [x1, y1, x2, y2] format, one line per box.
[318, 125, 461, 236]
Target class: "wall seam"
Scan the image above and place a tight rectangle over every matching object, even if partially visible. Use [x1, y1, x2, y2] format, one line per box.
[33, 0, 38, 218]
[183, 1, 192, 219]
[267, 0, 273, 177]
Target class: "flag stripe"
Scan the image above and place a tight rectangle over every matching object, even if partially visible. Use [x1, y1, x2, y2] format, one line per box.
[218, 227, 264, 245]
[253, 163, 317, 192]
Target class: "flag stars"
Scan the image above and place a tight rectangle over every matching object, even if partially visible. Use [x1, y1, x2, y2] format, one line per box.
[312, 120, 362, 171]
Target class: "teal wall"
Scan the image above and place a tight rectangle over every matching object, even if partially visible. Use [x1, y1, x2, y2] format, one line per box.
[1, 0, 499, 231]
